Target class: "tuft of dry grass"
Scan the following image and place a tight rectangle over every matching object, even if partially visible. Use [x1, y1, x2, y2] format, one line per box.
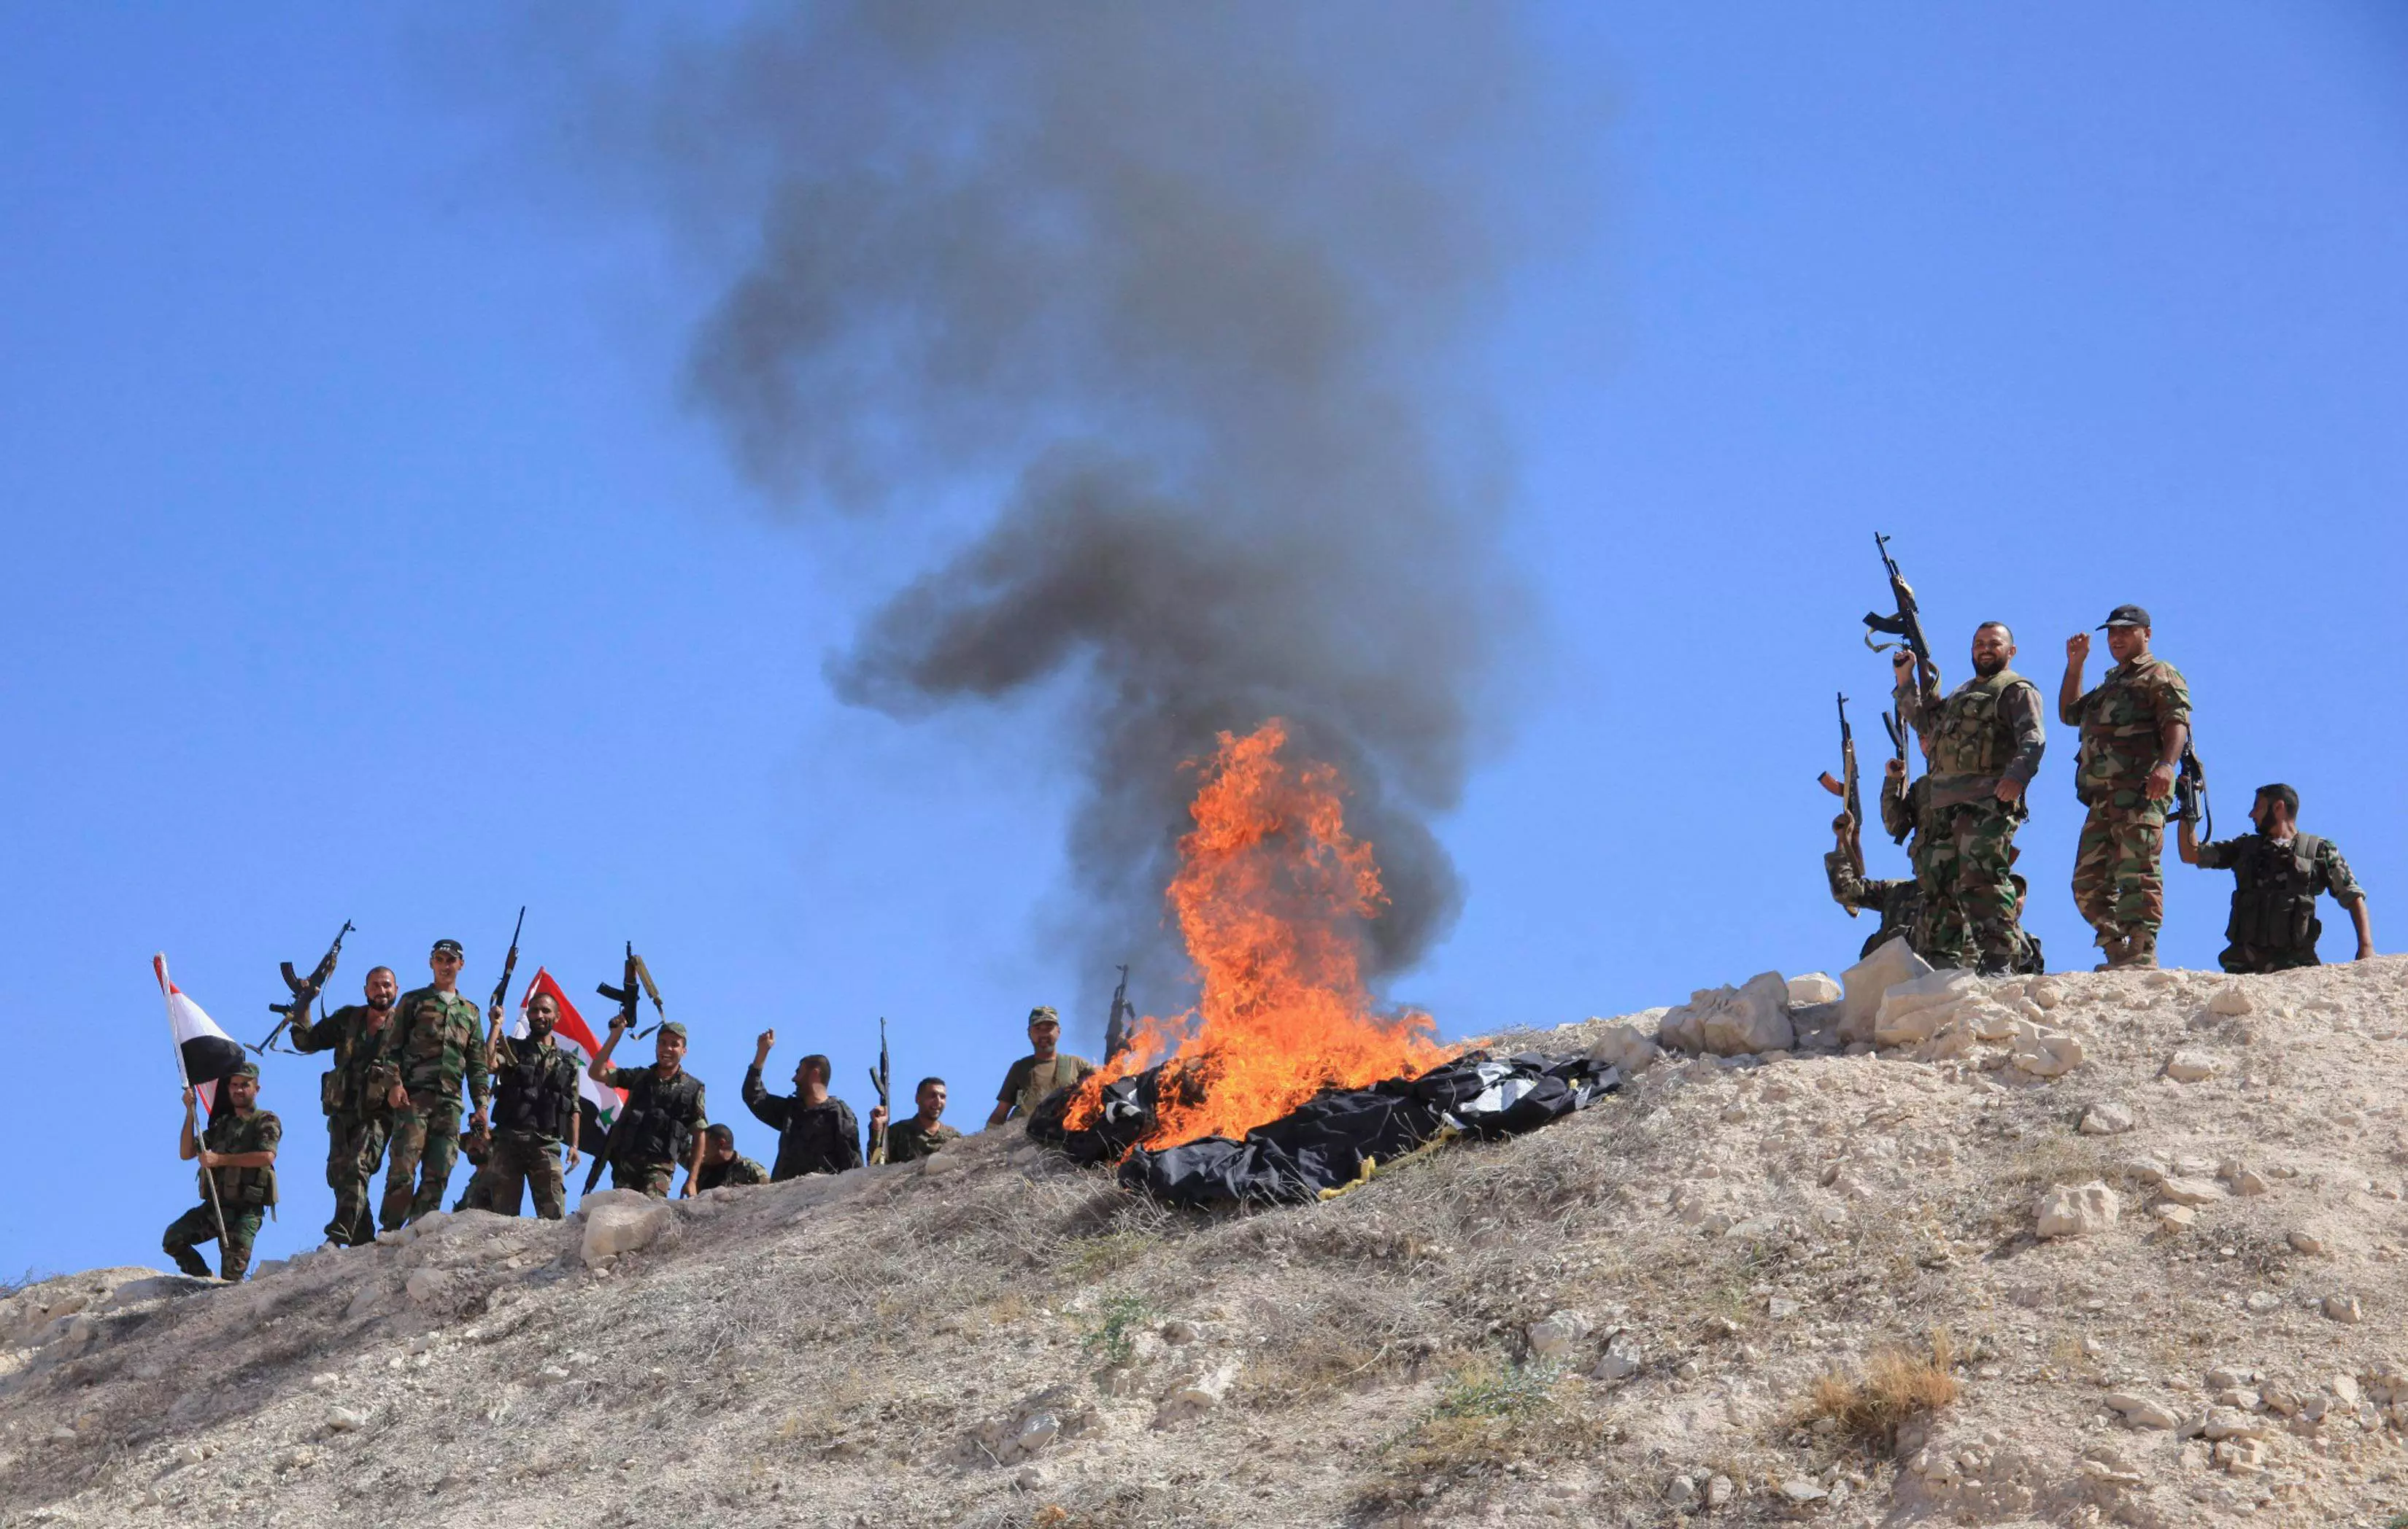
[1804, 1329, 1959, 1448]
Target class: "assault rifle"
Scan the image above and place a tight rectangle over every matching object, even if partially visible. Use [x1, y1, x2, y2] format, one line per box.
[483, 906, 525, 1072]
[595, 942, 667, 1038]
[866, 1018, 891, 1165]
[1880, 709, 1912, 845]
[2174, 739, 2210, 841]
[1862, 532, 1939, 705]
[1815, 694, 1864, 910]
[1104, 964, 1135, 1062]
[255, 919, 355, 1055]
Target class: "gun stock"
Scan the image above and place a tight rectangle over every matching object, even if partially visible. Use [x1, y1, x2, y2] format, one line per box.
[867, 1017, 891, 1165]
[1862, 532, 1939, 704]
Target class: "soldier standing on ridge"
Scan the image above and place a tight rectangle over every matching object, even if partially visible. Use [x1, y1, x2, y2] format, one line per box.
[164, 1062, 279, 1282]
[744, 1033, 866, 1180]
[987, 1007, 1096, 1128]
[2061, 605, 2191, 969]
[468, 988, 583, 1218]
[695, 1123, 770, 1190]
[287, 964, 398, 1247]
[371, 939, 490, 1230]
[1895, 622, 2046, 975]
[1825, 752, 1930, 962]
[2180, 782, 2375, 973]
[587, 1018, 709, 1198]
[884, 1077, 962, 1164]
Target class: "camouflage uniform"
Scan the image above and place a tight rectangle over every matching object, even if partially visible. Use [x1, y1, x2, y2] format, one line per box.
[368, 986, 490, 1231]
[470, 1040, 582, 1219]
[1897, 667, 2045, 972]
[163, 1107, 281, 1281]
[598, 1064, 707, 1198]
[884, 1117, 962, 1165]
[2193, 830, 2365, 974]
[286, 1002, 394, 1245]
[995, 1053, 1095, 1123]
[2064, 654, 2191, 954]
[695, 1153, 770, 1191]
[1826, 853, 1926, 962]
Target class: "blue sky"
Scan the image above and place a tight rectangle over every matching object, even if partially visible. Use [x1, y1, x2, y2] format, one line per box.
[4, 5, 2403, 1277]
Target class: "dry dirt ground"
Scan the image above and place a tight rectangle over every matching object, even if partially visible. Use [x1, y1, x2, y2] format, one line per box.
[5, 957, 2407, 1528]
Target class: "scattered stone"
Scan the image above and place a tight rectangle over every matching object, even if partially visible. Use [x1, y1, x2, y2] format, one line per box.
[2078, 1100, 2136, 1136]
[1767, 1296, 1801, 1320]
[1666, 971, 1795, 1056]
[2164, 1050, 2220, 1083]
[582, 1200, 671, 1263]
[1838, 937, 1933, 1042]
[2153, 1203, 2196, 1228]
[2244, 1292, 2282, 1314]
[404, 1269, 456, 1307]
[2230, 1168, 2269, 1197]
[1874, 967, 1978, 1048]
[1779, 1477, 1827, 1503]
[1154, 1364, 1235, 1428]
[2105, 1393, 2179, 1429]
[1591, 1330, 1643, 1383]
[2332, 1374, 2360, 1404]
[1666, 1474, 1697, 1504]
[2156, 1177, 2223, 1207]
[1015, 1464, 1048, 1491]
[2323, 1294, 2363, 1324]
[2037, 1181, 2120, 1239]
[1786, 972, 1842, 1007]
[1588, 1022, 1662, 1075]
[1526, 1312, 1591, 1359]
[2215, 1437, 2268, 1475]
[1705, 1474, 1735, 1509]
[2207, 983, 2253, 1017]
[325, 1407, 368, 1433]
[2027, 977, 2063, 1010]
[2010, 1021, 2084, 1077]
[2202, 1408, 2267, 1441]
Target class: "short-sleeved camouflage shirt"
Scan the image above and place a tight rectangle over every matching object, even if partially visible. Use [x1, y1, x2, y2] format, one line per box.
[2195, 831, 2363, 904]
[2064, 653, 2189, 818]
[372, 986, 491, 1110]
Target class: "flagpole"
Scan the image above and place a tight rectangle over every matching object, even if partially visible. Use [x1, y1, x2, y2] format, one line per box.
[155, 953, 231, 1269]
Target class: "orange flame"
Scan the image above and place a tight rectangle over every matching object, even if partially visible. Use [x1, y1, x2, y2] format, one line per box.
[1065, 719, 1454, 1150]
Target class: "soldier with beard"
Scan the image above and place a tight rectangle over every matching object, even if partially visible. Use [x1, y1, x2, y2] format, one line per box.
[2180, 782, 2375, 973]
[288, 964, 399, 1247]
[1895, 624, 2046, 974]
[463, 988, 583, 1218]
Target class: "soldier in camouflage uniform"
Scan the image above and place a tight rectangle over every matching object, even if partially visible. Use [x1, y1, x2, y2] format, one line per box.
[2061, 605, 2191, 969]
[369, 938, 492, 1230]
[883, 1077, 962, 1164]
[466, 988, 584, 1218]
[164, 1063, 280, 1282]
[286, 964, 399, 1246]
[1827, 746, 2044, 972]
[986, 1007, 1096, 1128]
[744, 1034, 865, 1179]
[587, 1018, 709, 1198]
[695, 1124, 769, 1191]
[1895, 625, 2046, 975]
[2180, 782, 2375, 973]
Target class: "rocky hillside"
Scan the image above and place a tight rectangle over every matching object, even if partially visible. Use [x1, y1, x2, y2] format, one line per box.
[5, 955, 2407, 1528]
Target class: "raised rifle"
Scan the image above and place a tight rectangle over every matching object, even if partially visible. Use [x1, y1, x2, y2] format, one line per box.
[254, 919, 355, 1055]
[583, 942, 663, 1193]
[2174, 739, 2211, 841]
[1105, 964, 1135, 1062]
[1861, 532, 1939, 705]
[1880, 709, 1913, 845]
[1815, 693, 1864, 910]
[482, 906, 526, 1073]
[866, 1018, 890, 1165]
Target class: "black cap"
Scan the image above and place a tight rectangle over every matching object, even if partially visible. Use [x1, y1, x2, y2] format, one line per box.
[2096, 604, 2150, 630]
[431, 938, 464, 958]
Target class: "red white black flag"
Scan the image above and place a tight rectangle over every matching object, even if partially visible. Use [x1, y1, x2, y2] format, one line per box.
[153, 954, 246, 1117]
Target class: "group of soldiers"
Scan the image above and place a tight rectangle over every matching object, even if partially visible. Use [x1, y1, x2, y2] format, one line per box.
[164, 951, 1103, 1282]
[1825, 603, 2374, 977]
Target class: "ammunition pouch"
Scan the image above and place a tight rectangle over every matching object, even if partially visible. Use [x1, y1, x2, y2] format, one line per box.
[2226, 835, 2324, 955]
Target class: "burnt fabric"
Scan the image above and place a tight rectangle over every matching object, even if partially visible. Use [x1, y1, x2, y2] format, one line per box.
[1032, 1051, 1619, 1207]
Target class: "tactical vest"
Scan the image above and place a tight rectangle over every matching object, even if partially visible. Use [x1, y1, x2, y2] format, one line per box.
[2077, 657, 2176, 802]
[1929, 670, 2026, 780]
[492, 1045, 576, 1139]
[200, 1112, 279, 1209]
[2226, 834, 2326, 953]
[618, 1069, 703, 1166]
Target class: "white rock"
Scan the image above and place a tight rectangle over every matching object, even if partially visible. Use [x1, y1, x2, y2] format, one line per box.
[1779, 1478, 1828, 1503]
[2288, 1229, 2327, 1255]
[1526, 1312, 1591, 1359]
[2331, 1374, 2361, 1404]
[1013, 1412, 1060, 1455]
[1153, 1363, 1235, 1428]
[2164, 1050, 2220, 1083]
[2027, 977, 2064, 1010]
[1591, 1330, 1643, 1382]
[581, 1201, 671, 1263]
[2230, 1169, 2269, 1197]
[2037, 1181, 2120, 1239]
[2202, 1407, 2268, 1441]
[1874, 967, 1979, 1048]
[2010, 1021, 2085, 1078]
[2079, 1100, 2136, 1136]
[1587, 1021, 1662, 1075]
[2105, 1393, 2179, 1429]
[1670, 972, 1796, 1056]
[2156, 1177, 2223, 1207]
[918, 1150, 966, 1176]
[1787, 972, 1842, 1007]
[325, 1406, 368, 1433]
[1838, 937, 1934, 1042]
[2153, 1203, 2196, 1228]
[1767, 1296, 1801, 1320]
[2207, 983, 2253, 1017]
[404, 1269, 455, 1307]
[1705, 1474, 1734, 1508]
[2216, 1437, 2268, 1475]
[2323, 1294, 2363, 1324]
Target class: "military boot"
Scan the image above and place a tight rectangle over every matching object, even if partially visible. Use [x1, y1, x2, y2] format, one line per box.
[2120, 930, 2158, 969]
[2093, 934, 2129, 972]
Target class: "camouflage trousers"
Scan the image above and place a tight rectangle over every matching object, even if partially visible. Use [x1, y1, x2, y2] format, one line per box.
[2219, 942, 2320, 976]
[611, 1159, 677, 1198]
[324, 1110, 391, 1246]
[469, 1130, 568, 1219]
[379, 1093, 463, 1231]
[163, 1203, 265, 1281]
[1918, 801, 2028, 969]
[2072, 807, 2165, 942]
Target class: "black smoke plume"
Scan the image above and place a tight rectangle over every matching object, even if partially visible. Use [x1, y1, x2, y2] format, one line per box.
[610, 4, 1562, 1004]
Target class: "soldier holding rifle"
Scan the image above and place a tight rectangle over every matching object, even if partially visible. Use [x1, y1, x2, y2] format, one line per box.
[586, 1017, 709, 1198]
[288, 964, 398, 1247]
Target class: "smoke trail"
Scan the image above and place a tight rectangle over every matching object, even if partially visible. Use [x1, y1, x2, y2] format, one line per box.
[615, 3, 1560, 1001]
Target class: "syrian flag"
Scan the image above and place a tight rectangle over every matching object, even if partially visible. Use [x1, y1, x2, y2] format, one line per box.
[154, 954, 246, 1118]
[514, 967, 624, 1126]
